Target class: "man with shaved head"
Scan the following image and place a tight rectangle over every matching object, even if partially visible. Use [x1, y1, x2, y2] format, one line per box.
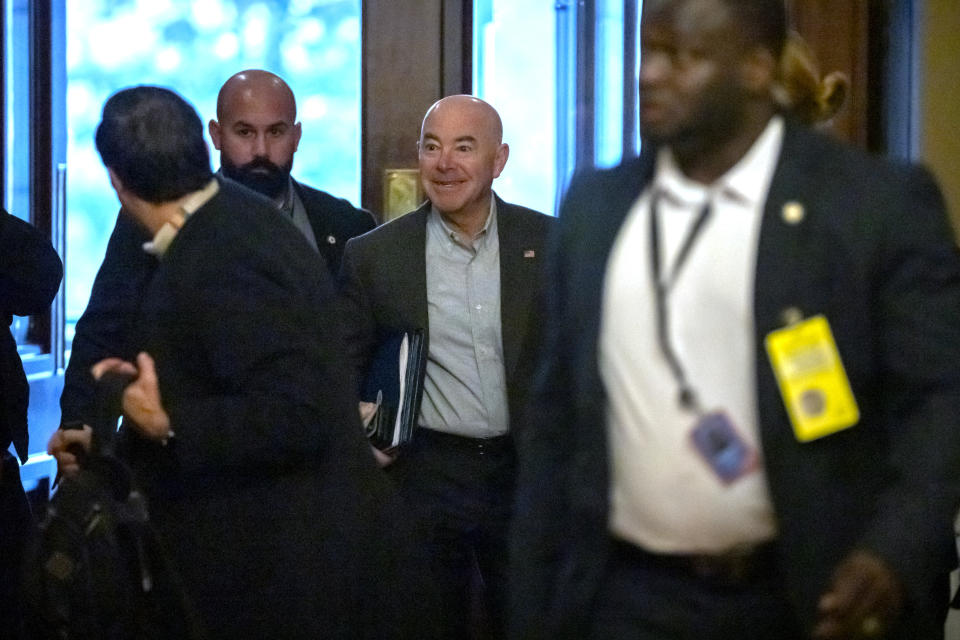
[211, 70, 301, 201]
[209, 69, 374, 269]
[59, 69, 373, 437]
[339, 95, 555, 639]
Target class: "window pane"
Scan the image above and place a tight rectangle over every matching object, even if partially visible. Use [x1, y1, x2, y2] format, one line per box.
[3, 0, 30, 225]
[65, 0, 361, 324]
[4, 0, 33, 346]
[629, 0, 642, 157]
[595, 0, 624, 168]
[474, 0, 556, 216]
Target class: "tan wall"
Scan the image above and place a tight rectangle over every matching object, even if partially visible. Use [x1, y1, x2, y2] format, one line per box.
[921, 0, 960, 233]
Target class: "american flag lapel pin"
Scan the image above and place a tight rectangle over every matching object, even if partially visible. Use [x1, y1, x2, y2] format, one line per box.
[523, 249, 536, 258]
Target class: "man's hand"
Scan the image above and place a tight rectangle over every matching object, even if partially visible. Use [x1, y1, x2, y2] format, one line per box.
[47, 425, 93, 477]
[92, 352, 172, 442]
[370, 445, 398, 468]
[814, 550, 904, 639]
[358, 401, 398, 467]
[359, 401, 378, 429]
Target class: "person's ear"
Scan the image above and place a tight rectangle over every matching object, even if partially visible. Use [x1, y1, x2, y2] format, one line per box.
[107, 168, 126, 196]
[208, 119, 223, 150]
[107, 168, 136, 218]
[740, 47, 778, 96]
[492, 143, 509, 179]
[292, 122, 302, 152]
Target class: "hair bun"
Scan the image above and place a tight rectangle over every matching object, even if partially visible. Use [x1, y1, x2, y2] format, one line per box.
[774, 31, 849, 125]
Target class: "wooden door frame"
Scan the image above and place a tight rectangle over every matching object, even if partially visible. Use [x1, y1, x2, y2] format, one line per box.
[360, 0, 471, 218]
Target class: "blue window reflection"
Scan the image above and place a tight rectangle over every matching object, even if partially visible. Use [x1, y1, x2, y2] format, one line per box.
[473, 1, 642, 216]
[66, 0, 361, 325]
[473, 0, 557, 217]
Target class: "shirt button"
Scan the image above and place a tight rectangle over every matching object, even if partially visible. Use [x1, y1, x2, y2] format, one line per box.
[475, 304, 482, 311]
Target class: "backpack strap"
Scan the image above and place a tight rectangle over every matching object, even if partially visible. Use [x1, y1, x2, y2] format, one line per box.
[89, 370, 135, 458]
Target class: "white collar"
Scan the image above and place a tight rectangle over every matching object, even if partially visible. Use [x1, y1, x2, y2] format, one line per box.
[654, 116, 785, 209]
[142, 178, 220, 257]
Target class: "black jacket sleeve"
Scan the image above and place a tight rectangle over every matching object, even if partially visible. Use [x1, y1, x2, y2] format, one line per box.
[59, 210, 155, 425]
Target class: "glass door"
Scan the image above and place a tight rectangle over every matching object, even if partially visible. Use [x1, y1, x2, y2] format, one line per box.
[2, 0, 68, 496]
[472, 0, 642, 215]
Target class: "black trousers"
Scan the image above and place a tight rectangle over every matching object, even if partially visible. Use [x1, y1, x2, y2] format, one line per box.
[587, 539, 805, 640]
[0, 451, 33, 638]
[389, 428, 515, 640]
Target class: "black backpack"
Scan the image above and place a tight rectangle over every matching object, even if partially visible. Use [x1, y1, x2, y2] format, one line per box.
[21, 373, 205, 639]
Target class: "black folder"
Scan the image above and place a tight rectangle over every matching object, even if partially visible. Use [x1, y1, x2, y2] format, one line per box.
[360, 328, 426, 451]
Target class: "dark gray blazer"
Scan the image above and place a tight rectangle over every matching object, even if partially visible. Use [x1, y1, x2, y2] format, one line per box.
[338, 195, 556, 431]
[293, 180, 376, 272]
[510, 120, 960, 639]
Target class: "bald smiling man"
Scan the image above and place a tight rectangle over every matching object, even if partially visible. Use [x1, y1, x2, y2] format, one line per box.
[59, 70, 374, 438]
[339, 95, 556, 639]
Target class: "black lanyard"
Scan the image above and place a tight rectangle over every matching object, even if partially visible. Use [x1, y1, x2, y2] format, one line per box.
[648, 190, 712, 412]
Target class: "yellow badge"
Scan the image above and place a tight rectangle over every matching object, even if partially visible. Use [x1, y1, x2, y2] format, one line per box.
[764, 314, 859, 442]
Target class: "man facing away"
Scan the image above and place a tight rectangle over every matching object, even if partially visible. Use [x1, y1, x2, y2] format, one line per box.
[509, 1, 960, 639]
[339, 95, 555, 639]
[49, 85, 406, 638]
[57, 69, 374, 436]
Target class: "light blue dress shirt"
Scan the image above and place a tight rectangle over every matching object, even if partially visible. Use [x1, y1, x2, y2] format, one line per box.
[420, 199, 509, 438]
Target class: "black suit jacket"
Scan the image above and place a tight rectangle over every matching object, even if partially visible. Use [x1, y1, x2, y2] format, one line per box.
[60, 177, 373, 427]
[293, 180, 376, 272]
[0, 210, 62, 461]
[119, 179, 406, 638]
[510, 121, 960, 639]
[338, 195, 555, 429]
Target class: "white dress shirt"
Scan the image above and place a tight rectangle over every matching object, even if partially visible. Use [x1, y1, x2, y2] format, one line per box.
[600, 117, 785, 553]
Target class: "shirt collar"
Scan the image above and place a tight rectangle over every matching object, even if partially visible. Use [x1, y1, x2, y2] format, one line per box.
[430, 195, 498, 249]
[179, 177, 220, 216]
[142, 178, 220, 257]
[655, 115, 785, 209]
[277, 176, 296, 215]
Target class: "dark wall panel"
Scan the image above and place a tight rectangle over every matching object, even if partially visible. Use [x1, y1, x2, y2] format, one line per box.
[361, 0, 471, 217]
[789, 0, 871, 148]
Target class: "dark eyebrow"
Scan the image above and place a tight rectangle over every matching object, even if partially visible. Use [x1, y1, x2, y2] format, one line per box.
[232, 120, 288, 130]
[421, 134, 477, 144]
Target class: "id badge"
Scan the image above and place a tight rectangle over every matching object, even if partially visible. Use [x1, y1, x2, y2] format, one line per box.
[689, 412, 758, 484]
[764, 314, 859, 442]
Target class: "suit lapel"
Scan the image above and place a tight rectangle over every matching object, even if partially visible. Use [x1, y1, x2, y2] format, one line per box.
[496, 197, 535, 381]
[571, 155, 653, 404]
[753, 122, 826, 453]
[753, 121, 816, 336]
[291, 179, 323, 239]
[406, 204, 430, 332]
